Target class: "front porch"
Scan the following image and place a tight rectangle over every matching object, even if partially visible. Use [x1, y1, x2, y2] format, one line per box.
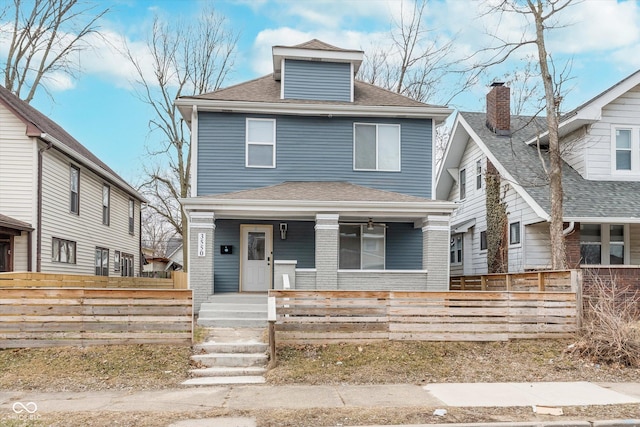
[183, 182, 457, 311]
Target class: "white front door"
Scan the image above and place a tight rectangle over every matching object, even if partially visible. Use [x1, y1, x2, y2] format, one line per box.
[240, 225, 273, 292]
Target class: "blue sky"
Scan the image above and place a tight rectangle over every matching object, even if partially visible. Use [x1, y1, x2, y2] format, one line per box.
[11, 0, 640, 185]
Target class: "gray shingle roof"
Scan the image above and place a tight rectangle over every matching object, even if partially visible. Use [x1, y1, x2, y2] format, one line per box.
[282, 39, 362, 53]
[0, 85, 141, 200]
[461, 112, 640, 219]
[0, 213, 33, 231]
[183, 74, 443, 108]
[204, 181, 432, 203]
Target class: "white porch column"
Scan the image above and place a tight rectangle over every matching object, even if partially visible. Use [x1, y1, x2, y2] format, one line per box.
[315, 213, 339, 289]
[422, 215, 451, 290]
[189, 212, 215, 312]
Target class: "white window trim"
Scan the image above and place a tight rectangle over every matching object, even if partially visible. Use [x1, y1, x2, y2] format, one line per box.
[509, 221, 521, 247]
[459, 168, 466, 201]
[450, 234, 463, 265]
[353, 122, 401, 172]
[246, 118, 276, 168]
[611, 126, 639, 175]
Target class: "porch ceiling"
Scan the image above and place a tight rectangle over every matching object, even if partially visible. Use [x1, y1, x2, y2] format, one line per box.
[181, 182, 457, 222]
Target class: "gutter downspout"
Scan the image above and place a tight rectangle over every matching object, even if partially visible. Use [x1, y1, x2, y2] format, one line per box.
[37, 140, 53, 272]
[563, 221, 575, 236]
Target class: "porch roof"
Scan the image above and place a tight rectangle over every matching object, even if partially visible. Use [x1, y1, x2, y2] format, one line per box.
[182, 182, 457, 221]
[0, 213, 33, 232]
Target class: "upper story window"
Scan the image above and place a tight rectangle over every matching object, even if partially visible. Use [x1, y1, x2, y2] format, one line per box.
[128, 199, 135, 234]
[354, 123, 400, 171]
[70, 165, 80, 214]
[459, 169, 466, 200]
[611, 126, 640, 173]
[52, 237, 76, 264]
[246, 118, 276, 168]
[480, 230, 487, 251]
[339, 223, 386, 270]
[476, 159, 483, 190]
[102, 184, 110, 226]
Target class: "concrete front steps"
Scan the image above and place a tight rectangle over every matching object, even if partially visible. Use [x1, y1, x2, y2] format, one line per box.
[184, 298, 270, 386]
[196, 294, 268, 328]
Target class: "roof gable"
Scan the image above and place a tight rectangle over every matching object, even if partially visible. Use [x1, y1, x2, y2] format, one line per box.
[0, 85, 143, 201]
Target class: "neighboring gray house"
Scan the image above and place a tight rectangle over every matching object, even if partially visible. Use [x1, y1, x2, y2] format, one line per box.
[176, 39, 457, 310]
[436, 73, 640, 281]
[0, 85, 145, 276]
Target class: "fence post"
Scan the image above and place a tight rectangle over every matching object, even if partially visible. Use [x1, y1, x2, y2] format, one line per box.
[505, 274, 512, 291]
[538, 272, 545, 291]
[267, 295, 277, 368]
[571, 270, 583, 329]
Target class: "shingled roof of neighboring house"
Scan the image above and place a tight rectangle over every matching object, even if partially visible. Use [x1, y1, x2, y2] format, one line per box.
[0, 85, 142, 200]
[183, 74, 440, 108]
[0, 213, 33, 231]
[280, 38, 363, 53]
[201, 181, 432, 203]
[460, 111, 640, 220]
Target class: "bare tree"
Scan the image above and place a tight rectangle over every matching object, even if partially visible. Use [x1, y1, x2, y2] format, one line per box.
[357, 0, 468, 105]
[125, 7, 238, 271]
[1, 0, 108, 102]
[470, 0, 574, 270]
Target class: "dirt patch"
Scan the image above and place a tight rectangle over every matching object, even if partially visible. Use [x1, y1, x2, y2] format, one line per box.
[1, 339, 639, 426]
[0, 345, 192, 392]
[267, 339, 640, 385]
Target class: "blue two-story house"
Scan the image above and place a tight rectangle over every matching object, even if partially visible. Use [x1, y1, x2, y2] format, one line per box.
[176, 39, 457, 311]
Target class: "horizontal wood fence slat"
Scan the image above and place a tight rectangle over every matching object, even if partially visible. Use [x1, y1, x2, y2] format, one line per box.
[0, 271, 188, 290]
[0, 288, 193, 348]
[450, 270, 577, 292]
[269, 290, 578, 344]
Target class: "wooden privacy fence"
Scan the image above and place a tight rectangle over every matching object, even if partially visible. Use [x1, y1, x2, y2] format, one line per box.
[0, 288, 192, 348]
[269, 290, 579, 344]
[0, 271, 188, 289]
[450, 270, 579, 292]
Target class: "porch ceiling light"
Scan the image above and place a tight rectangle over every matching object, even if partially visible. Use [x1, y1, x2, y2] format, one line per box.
[367, 218, 374, 231]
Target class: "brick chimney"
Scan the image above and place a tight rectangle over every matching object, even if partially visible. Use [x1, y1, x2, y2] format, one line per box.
[486, 82, 510, 136]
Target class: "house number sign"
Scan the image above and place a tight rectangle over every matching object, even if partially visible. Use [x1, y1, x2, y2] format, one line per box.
[198, 233, 206, 257]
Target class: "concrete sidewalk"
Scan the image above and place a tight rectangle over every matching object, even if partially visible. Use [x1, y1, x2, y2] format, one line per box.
[1, 382, 639, 426]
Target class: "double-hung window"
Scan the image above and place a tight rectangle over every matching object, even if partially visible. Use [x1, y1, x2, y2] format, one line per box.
[509, 221, 521, 245]
[128, 199, 135, 234]
[476, 160, 483, 190]
[95, 247, 109, 276]
[246, 118, 275, 168]
[102, 185, 110, 226]
[459, 169, 466, 200]
[339, 223, 385, 270]
[354, 123, 400, 171]
[70, 165, 80, 214]
[52, 238, 76, 264]
[615, 128, 632, 171]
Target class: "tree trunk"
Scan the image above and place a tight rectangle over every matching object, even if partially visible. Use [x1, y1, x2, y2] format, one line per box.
[531, 0, 567, 269]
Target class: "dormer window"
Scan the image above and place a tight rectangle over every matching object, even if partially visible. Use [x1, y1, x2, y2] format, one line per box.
[615, 128, 632, 171]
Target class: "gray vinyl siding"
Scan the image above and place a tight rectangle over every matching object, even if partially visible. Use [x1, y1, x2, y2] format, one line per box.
[385, 222, 422, 269]
[197, 113, 432, 198]
[40, 149, 141, 275]
[283, 59, 351, 102]
[214, 219, 316, 293]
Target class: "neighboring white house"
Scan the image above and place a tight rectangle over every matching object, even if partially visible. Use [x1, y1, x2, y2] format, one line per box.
[436, 74, 640, 279]
[0, 85, 145, 276]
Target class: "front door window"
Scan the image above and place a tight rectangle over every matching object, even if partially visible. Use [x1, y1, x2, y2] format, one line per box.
[241, 225, 272, 292]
